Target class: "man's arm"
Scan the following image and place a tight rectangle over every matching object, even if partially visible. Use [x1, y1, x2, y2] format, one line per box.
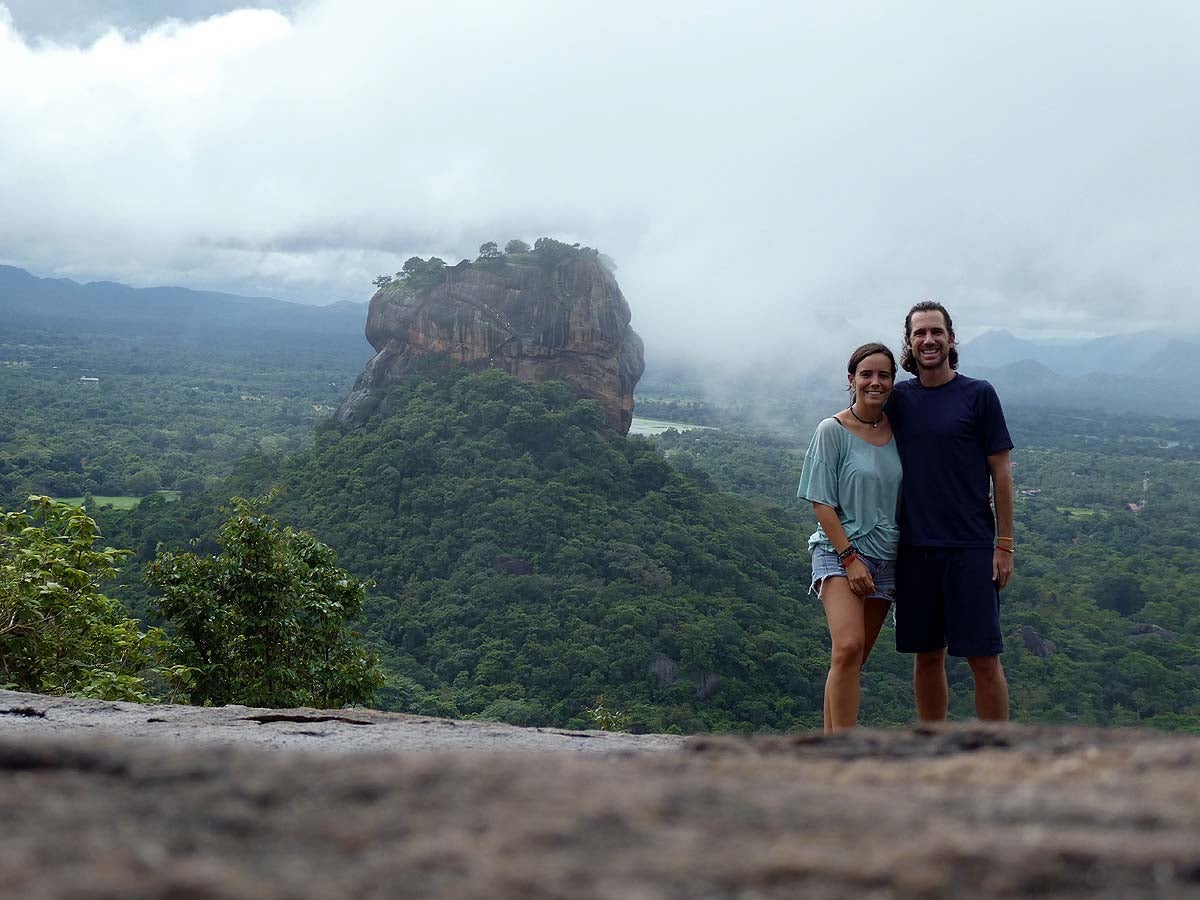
[988, 449, 1014, 589]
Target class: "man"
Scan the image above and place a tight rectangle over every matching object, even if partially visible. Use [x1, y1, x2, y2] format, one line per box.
[886, 300, 1014, 721]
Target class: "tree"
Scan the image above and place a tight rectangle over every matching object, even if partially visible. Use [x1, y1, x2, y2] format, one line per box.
[397, 256, 448, 291]
[531, 237, 577, 266]
[146, 495, 384, 708]
[127, 467, 162, 495]
[0, 496, 165, 701]
[477, 241, 502, 261]
[176, 474, 206, 495]
[1095, 573, 1147, 617]
[504, 239, 530, 255]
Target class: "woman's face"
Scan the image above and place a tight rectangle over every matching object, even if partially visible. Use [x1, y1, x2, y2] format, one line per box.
[849, 352, 894, 408]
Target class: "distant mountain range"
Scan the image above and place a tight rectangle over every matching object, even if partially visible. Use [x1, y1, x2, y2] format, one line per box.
[644, 325, 1200, 421]
[5, 264, 1197, 419]
[959, 328, 1200, 376]
[959, 329, 1200, 418]
[0, 264, 370, 359]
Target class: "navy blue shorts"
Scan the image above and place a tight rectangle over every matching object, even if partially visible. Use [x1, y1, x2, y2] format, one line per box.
[895, 547, 1003, 657]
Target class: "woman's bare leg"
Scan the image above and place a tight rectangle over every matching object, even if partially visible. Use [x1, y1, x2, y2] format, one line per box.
[821, 577, 867, 731]
[860, 597, 891, 668]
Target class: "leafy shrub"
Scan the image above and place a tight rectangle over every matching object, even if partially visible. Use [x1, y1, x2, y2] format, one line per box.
[146, 495, 384, 709]
[0, 496, 165, 701]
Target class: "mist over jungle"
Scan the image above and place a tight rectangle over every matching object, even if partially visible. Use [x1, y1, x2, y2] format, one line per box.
[2, 247, 1198, 732]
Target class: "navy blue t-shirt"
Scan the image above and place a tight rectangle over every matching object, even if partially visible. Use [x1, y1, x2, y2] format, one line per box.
[886, 374, 1013, 548]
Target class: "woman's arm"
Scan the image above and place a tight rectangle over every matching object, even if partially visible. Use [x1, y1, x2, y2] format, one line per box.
[812, 501, 875, 597]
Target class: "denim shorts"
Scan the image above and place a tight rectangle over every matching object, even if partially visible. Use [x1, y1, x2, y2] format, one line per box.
[810, 545, 897, 603]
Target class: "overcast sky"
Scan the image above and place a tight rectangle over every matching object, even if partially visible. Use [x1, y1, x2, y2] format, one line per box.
[2, 1, 1197, 358]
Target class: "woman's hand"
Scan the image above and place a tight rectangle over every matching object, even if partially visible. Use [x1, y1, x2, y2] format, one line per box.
[844, 556, 875, 597]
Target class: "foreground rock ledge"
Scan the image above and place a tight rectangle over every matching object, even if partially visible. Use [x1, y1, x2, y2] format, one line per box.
[3, 692, 1199, 899]
[0, 689, 683, 755]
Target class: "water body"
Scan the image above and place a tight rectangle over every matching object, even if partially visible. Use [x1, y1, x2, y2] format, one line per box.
[628, 417, 713, 436]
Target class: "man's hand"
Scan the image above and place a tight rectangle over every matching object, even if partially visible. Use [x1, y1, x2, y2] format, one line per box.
[993, 548, 1013, 589]
[845, 557, 876, 597]
[987, 449, 1014, 591]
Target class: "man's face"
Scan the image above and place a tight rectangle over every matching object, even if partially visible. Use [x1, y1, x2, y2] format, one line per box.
[907, 310, 954, 372]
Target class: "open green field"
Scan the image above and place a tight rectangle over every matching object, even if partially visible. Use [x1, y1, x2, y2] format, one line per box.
[60, 491, 181, 510]
[1056, 506, 1099, 520]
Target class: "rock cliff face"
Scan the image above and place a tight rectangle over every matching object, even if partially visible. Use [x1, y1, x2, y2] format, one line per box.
[5, 691, 1200, 900]
[335, 258, 644, 433]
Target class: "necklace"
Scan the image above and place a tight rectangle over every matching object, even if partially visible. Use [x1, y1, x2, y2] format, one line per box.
[848, 405, 883, 428]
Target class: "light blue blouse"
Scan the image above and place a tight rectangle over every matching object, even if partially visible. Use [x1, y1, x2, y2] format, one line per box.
[796, 417, 902, 561]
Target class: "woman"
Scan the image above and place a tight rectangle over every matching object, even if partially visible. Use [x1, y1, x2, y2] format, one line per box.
[796, 342, 902, 732]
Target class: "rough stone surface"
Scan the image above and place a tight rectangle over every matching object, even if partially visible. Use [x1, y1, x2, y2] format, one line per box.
[1020, 623, 1057, 657]
[335, 258, 645, 433]
[0, 689, 682, 755]
[1130, 622, 1176, 642]
[4, 691, 1200, 898]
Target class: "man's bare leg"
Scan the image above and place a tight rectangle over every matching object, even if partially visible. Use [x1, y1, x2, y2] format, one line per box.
[967, 655, 1009, 721]
[913, 648, 948, 722]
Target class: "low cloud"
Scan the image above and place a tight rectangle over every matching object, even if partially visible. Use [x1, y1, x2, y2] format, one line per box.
[2, 1, 1197, 365]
